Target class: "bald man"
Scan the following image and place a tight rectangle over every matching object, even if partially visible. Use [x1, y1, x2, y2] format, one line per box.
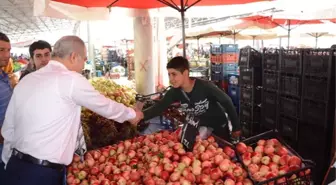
[1, 36, 143, 185]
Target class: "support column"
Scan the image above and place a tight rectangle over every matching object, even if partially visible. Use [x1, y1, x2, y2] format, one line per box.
[157, 16, 169, 88]
[133, 10, 156, 95]
[87, 21, 95, 76]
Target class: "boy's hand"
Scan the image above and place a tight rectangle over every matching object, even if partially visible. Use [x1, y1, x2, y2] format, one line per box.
[128, 110, 144, 126]
[232, 130, 241, 138]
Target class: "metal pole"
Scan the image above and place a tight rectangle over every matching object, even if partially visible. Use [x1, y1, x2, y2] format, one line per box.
[315, 35, 318, 48]
[180, 0, 187, 58]
[197, 38, 200, 61]
[252, 36, 255, 47]
[287, 20, 291, 49]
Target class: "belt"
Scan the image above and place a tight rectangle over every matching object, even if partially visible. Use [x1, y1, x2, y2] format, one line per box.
[12, 149, 64, 171]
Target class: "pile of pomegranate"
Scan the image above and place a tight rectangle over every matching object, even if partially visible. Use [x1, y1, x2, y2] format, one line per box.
[236, 138, 311, 184]
[67, 130, 253, 185]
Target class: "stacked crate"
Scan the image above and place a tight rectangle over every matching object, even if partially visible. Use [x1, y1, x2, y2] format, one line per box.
[260, 48, 335, 184]
[297, 49, 335, 184]
[210, 44, 239, 92]
[261, 49, 280, 133]
[238, 48, 262, 137]
[277, 49, 303, 149]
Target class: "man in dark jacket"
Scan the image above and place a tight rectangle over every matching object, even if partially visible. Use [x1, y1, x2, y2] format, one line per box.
[143, 56, 241, 141]
[20, 40, 52, 80]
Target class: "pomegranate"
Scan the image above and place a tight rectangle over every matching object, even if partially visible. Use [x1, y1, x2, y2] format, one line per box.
[279, 155, 290, 166]
[248, 164, 259, 174]
[210, 168, 222, 180]
[243, 178, 253, 185]
[255, 145, 264, 153]
[181, 156, 192, 166]
[264, 145, 275, 155]
[260, 165, 270, 176]
[288, 156, 302, 167]
[200, 174, 211, 183]
[161, 170, 170, 181]
[170, 171, 181, 182]
[233, 166, 243, 177]
[224, 178, 235, 185]
[223, 146, 235, 158]
[261, 156, 271, 165]
[219, 160, 230, 172]
[214, 154, 224, 165]
[251, 152, 262, 164]
[236, 142, 248, 154]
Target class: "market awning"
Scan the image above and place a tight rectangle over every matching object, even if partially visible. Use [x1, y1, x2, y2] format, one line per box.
[241, 15, 329, 27]
[240, 15, 336, 47]
[53, 0, 269, 9]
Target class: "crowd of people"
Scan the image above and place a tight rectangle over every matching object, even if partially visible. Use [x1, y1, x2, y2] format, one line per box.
[0, 32, 144, 185]
[0, 32, 241, 185]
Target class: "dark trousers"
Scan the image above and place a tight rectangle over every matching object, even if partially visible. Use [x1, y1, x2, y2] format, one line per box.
[4, 156, 64, 185]
[0, 162, 5, 182]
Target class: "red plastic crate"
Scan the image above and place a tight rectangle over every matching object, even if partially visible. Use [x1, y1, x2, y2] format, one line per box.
[210, 54, 222, 63]
[222, 52, 239, 63]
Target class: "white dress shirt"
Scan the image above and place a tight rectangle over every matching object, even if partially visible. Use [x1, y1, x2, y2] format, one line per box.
[1, 60, 136, 165]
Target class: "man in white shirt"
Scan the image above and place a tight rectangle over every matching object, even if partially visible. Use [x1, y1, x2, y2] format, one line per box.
[1, 36, 143, 185]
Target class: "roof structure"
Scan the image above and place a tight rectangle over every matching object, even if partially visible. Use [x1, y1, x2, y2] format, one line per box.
[0, 0, 75, 42]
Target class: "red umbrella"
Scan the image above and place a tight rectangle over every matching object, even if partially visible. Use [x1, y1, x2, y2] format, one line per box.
[241, 15, 335, 47]
[54, 0, 268, 9]
[53, 0, 270, 57]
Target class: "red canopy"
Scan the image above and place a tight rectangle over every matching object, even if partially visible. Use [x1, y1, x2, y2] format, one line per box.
[241, 15, 333, 28]
[53, 0, 269, 8]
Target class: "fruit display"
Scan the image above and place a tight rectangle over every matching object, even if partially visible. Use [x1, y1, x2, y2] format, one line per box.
[67, 131, 253, 185]
[236, 138, 312, 184]
[82, 78, 138, 150]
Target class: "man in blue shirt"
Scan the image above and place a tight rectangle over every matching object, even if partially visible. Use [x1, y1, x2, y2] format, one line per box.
[0, 32, 12, 180]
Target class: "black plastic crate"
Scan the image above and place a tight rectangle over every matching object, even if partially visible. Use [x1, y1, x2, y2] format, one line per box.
[211, 71, 225, 81]
[239, 103, 261, 123]
[280, 75, 301, 97]
[239, 68, 262, 87]
[302, 49, 333, 77]
[297, 124, 332, 185]
[240, 86, 261, 105]
[279, 116, 299, 147]
[238, 130, 315, 185]
[263, 72, 279, 91]
[239, 47, 262, 68]
[263, 48, 280, 71]
[261, 91, 278, 129]
[280, 49, 302, 74]
[302, 76, 329, 102]
[211, 63, 224, 73]
[301, 99, 327, 128]
[279, 96, 301, 118]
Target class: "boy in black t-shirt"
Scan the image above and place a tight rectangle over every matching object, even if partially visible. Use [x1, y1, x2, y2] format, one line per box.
[143, 56, 241, 140]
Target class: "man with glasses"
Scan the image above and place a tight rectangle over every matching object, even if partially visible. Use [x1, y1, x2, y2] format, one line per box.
[20, 40, 52, 80]
[1, 36, 144, 185]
